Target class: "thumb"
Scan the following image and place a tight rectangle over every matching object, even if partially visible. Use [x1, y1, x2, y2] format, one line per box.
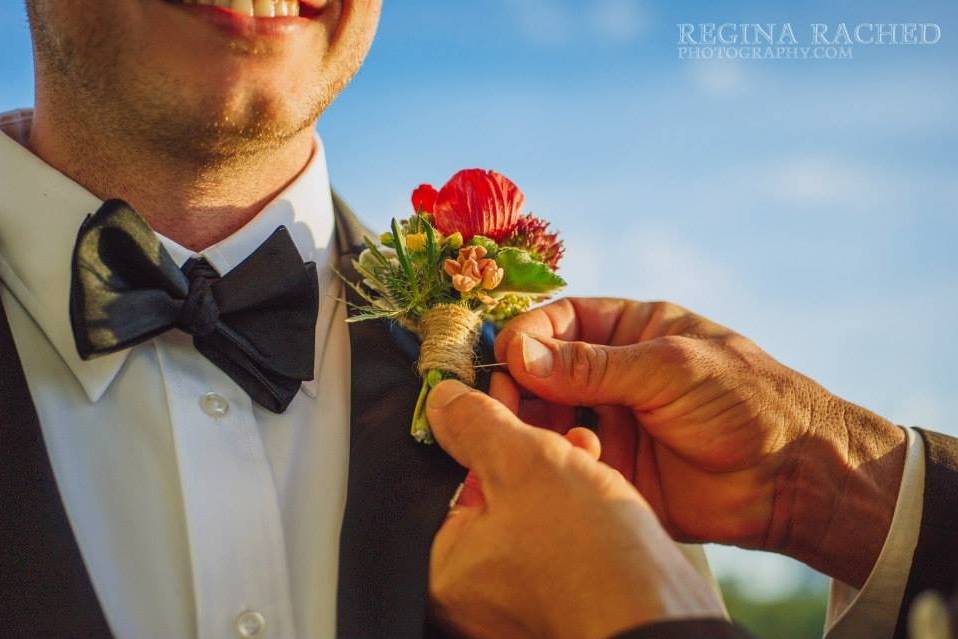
[504, 332, 658, 407]
[427, 380, 539, 488]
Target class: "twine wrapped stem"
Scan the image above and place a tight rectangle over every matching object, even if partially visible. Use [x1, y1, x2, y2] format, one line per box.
[411, 303, 483, 442]
[418, 304, 482, 385]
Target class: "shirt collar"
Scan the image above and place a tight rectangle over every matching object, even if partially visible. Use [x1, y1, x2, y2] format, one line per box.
[0, 108, 335, 402]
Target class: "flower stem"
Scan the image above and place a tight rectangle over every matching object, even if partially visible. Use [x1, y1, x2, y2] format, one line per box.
[410, 369, 446, 444]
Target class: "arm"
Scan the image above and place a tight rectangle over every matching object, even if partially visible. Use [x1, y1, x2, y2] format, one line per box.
[830, 428, 958, 639]
[826, 427, 925, 639]
[495, 297, 906, 589]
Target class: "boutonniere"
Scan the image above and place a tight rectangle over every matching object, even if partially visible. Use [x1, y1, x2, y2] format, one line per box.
[344, 169, 566, 443]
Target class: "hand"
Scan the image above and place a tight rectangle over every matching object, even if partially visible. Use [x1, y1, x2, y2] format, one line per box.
[495, 298, 907, 588]
[427, 380, 724, 639]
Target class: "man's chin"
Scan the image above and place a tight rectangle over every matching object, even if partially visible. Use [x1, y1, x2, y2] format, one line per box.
[149, 102, 317, 164]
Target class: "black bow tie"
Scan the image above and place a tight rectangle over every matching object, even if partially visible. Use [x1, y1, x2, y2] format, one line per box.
[70, 199, 319, 413]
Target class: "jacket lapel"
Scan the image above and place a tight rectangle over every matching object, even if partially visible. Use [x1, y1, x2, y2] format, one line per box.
[333, 194, 494, 639]
[0, 295, 114, 638]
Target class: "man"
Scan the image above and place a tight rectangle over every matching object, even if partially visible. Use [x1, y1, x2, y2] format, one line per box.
[425, 298, 958, 639]
[0, 1, 485, 637]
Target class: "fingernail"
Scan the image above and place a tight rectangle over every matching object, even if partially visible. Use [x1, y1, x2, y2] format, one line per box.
[428, 379, 471, 409]
[521, 334, 554, 378]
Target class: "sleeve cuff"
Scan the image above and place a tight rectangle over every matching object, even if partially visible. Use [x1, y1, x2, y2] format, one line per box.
[825, 426, 925, 638]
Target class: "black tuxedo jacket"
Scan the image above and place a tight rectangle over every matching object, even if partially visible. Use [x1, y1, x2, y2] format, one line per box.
[1, 196, 955, 639]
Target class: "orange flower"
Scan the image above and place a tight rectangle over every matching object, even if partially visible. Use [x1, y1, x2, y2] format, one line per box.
[452, 274, 478, 293]
[481, 262, 505, 289]
[445, 245, 505, 296]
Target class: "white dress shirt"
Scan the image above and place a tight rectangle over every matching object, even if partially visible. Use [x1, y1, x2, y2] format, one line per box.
[0, 108, 350, 639]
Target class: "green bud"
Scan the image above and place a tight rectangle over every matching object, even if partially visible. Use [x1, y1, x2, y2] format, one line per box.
[445, 232, 464, 250]
[469, 235, 498, 257]
[379, 231, 395, 247]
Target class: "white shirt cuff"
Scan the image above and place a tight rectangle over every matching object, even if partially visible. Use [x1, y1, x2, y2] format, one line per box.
[824, 427, 926, 639]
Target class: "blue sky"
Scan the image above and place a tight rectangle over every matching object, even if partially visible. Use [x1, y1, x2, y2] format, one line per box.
[2, 1, 956, 601]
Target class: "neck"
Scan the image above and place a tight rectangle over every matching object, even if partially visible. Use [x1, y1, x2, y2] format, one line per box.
[27, 95, 315, 252]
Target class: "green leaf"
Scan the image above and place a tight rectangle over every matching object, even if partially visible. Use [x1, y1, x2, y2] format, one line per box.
[494, 247, 566, 295]
[422, 216, 438, 267]
[390, 218, 415, 283]
[362, 236, 392, 266]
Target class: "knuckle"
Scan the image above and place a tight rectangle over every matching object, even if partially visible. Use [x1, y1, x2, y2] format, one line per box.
[649, 300, 692, 323]
[653, 334, 698, 366]
[650, 335, 721, 387]
[719, 332, 760, 355]
[565, 340, 609, 393]
[649, 300, 730, 339]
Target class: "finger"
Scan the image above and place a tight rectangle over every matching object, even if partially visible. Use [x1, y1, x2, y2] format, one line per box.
[634, 428, 668, 524]
[518, 398, 577, 433]
[495, 298, 732, 362]
[495, 297, 628, 361]
[564, 427, 601, 460]
[504, 332, 665, 408]
[427, 380, 537, 486]
[594, 405, 638, 481]
[489, 371, 520, 415]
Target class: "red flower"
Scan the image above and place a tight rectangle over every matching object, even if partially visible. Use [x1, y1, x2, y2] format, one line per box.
[411, 184, 438, 213]
[508, 214, 565, 270]
[430, 169, 524, 242]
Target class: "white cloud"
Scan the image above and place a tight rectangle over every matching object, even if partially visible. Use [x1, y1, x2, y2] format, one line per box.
[666, 155, 916, 220]
[589, 0, 648, 43]
[514, 0, 574, 46]
[763, 156, 883, 208]
[559, 221, 746, 317]
[687, 59, 750, 96]
[512, 0, 648, 47]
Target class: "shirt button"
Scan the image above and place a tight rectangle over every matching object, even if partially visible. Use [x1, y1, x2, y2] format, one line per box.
[235, 610, 266, 637]
[200, 392, 230, 418]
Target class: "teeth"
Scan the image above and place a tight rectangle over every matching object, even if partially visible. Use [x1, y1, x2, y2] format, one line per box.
[253, 0, 274, 16]
[231, 0, 254, 14]
[179, 0, 301, 17]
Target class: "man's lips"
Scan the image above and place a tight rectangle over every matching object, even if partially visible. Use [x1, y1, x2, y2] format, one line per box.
[171, 0, 327, 18]
[164, 0, 329, 36]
